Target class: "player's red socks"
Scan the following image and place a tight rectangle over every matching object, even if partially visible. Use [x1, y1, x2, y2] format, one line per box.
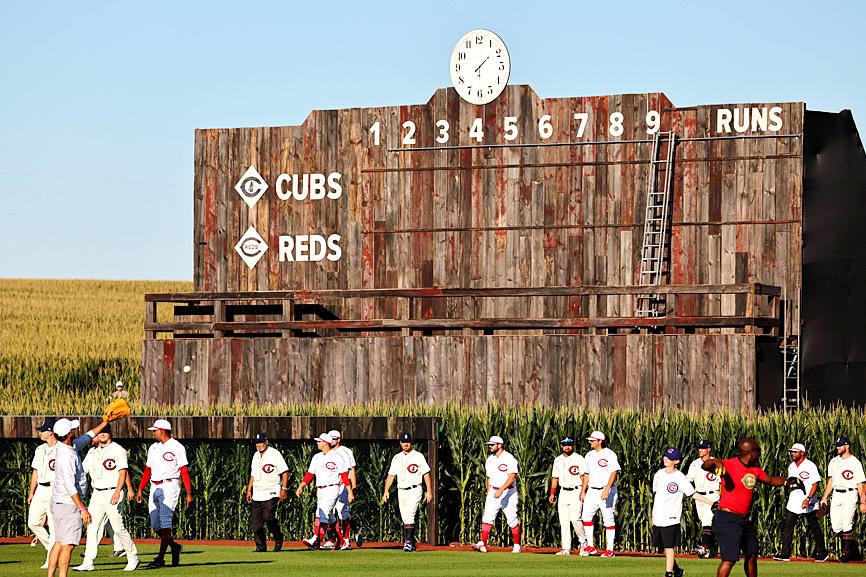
[341, 520, 351, 540]
[480, 523, 492, 545]
[510, 525, 521, 545]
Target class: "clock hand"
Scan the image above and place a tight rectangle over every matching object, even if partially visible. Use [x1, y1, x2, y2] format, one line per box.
[474, 57, 489, 75]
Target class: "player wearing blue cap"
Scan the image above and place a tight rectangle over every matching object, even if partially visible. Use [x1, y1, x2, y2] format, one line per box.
[820, 436, 866, 562]
[549, 436, 586, 555]
[685, 440, 720, 558]
[245, 433, 288, 552]
[652, 447, 714, 577]
[381, 433, 432, 552]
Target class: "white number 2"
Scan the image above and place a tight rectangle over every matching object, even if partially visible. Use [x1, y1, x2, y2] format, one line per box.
[609, 112, 624, 137]
[402, 121, 416, 145]
[435, 120, 449, 144]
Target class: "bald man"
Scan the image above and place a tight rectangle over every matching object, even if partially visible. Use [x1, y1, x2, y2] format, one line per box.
[702, 438, 786, 577]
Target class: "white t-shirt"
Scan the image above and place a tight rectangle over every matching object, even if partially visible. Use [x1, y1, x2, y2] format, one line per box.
[584, 448, 621, 488]
[485, 450, 519, 488]
[51, 443, 87, 505]
[827, 455, 866, 490]
[652, 468, 695, 527]
[307, 450, 347, 486]
[551, 453, 586, 489]
[333, 445, 356, 469]
[31, 442, 57, 484]
[388, 450, 431, 487]
[786, 458, 820, 513]
[83, 442, 129, 490]
[250, 446, 289, 501]
[146, 437, 189, 482]
[686, 458, 721, 493]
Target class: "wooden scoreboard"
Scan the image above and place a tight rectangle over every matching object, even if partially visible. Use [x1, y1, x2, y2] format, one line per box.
[143, 31, 866, 410]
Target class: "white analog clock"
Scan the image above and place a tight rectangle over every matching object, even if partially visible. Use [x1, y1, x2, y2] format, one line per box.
[450, 29, 510, 105]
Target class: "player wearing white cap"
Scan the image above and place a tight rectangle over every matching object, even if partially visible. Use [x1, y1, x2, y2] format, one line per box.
[579, 430, 620, 558]
[296, 433, 354, 550]
[328, 430, 357, 550]
[382, 433, 432, 552]
[46, 418, 93, 577]
[246, 433, 289, 552]
[74, 424, 139, 571]
[820, 436, 866, 562]
[472, 435, 521, 554]
[549, 436, 586, 555]
[686, 439, 720, 558]
[135, 419, 193, 569]
[772, 442, 827, 562]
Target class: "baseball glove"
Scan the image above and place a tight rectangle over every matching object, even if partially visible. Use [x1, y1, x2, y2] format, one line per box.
[103, 398, 131, 422]
[815, 502, 830, 518]
[784, 476, 805, 493]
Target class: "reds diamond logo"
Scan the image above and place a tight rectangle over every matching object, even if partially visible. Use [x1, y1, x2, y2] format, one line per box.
[407, 464, 419, 474]
[103, 458, 117, 471]
[235, 226, 269, 269]
[568, 465, 580, 476]
[706, 472, 717, 482]
[162, 451, 176, 462]
[598, 459, 609, 467]
[799, 471, 810, 480]
[325, 461, 337, 470]
[667, 482, 679, 494]
[498, 464, 508, 472]
[262, 464, 276, 474]
[49, 459, 56, 471]
[842, 470, 854, 481]
[235, 165, 268, 208]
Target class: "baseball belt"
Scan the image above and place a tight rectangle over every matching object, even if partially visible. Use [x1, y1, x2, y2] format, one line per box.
[697, 491, 718, 495]
[834, 488, 855, 493]
[590, 486, 606, 490]
[93, 487, 114, 491]
[317, 483, 340, 488]
[398, 484, 420, 490]
[152, 478, 177, 485]
[38, 482, 52, 487]
[560, 487, 577, 491]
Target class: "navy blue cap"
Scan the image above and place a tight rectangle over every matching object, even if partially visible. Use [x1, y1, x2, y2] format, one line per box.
[37, 418, 56, 433]
[399, 433, 413, 442]
[253, 432, 268, 443]
[102, 423, 112, 434]
[835, 436, 850, 447]
[698, 440, 712, 449]
[664, 447, 683, 461]
[560, 437, 575, 445]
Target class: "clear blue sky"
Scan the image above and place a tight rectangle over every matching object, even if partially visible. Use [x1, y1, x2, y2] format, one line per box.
[1, 0, 863, 280]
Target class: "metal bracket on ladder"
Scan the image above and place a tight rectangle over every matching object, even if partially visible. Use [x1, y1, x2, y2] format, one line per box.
[637, 131, 677, 317]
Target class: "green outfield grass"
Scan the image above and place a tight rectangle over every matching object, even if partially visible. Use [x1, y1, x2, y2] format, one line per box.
[0, 544, 863, 577]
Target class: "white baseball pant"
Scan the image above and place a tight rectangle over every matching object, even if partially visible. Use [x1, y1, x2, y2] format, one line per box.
[83, 490, 138, 563]
[398, 487, 424, 525]
[830, 490, 859, 533]
[27, 485, 54, 551]
[148, 481, 180, 531]
[482, 487, 520, 527]
[582, 486, 618, 549]
[335, 485, 351, 521]
[316, 485, 340, 524]
[557, 488, 586, 551]
[695, 492, 719, 526]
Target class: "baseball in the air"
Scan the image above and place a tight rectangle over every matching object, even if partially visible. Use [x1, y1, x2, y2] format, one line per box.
[183, 365, 191, 373]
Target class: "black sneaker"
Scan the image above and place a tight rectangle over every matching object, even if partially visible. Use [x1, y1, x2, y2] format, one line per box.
[170, 544, 183, 567]
[354, 532, 364, 548]
[273, 542, 283, 552]
[772, 555, 790, 562]
[673, 566, 685, 577]
[254, 548, 267, 553]
[145, 558, 166, 569]
[815, 554, 830, 563]
[113, 550, 127, 558]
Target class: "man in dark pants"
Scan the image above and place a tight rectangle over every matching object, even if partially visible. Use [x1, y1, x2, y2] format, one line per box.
[245, 433, 289, 552]
[702, 438, 786, 577]
[773, 443, 828, 562]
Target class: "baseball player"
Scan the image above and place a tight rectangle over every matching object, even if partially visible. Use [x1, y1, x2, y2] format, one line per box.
[296, 432, 354, 550]
[328, 430, 357, 550]
[548, 436, 586, 555]
[472, 435, 521, 554]
[579, 430, 620, 558]
[135, 419, 193, 569]
[819, 435, 866, 562]
[381, 433, 432, 552]
[46, 418, 93, 577]
[74, 424, 139, 571]
[652, 447, 714, 577]
[245, 433, 289, 552]
[685, 439, 720, 558]
[112, 381, 129, 400]
[702, 438, 787, 577]
[772, 442, 827, 562]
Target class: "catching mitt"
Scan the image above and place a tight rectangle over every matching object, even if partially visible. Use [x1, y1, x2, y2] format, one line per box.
[103, 398, 131, 422]
[815, 502, 830, 518]
[785, 476, 805, 493]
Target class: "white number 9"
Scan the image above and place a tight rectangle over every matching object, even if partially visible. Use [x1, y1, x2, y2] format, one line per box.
[646, 110, 660, 135]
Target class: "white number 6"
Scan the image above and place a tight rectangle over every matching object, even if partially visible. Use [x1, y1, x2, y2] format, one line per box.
[538, 115, 553, 140]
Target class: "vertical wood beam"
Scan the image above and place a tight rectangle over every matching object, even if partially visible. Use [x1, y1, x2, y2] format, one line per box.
[213, 300, 225, 338]
[282, 299, 296, 338]
[145, 301, 157, 339]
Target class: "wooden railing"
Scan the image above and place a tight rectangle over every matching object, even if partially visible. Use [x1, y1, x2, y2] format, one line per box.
[145, 284, 781, 338]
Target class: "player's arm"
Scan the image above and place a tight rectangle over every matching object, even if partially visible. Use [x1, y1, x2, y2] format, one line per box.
[494, 473, 517, 498]
[758, 472, 786, 487]
[111, 468, 127, 505]
[701, 458, 725, 472]
[28, 469, 38, 503]
[858, 481, 866, 514]
[601, 471, 618, 499]
[179, 465, 194, 504]
[691, 493, 713, 505]
[579, 473, 588, 501]
[125, 470, 134, 501]
[549, 476, 559, 504]
[341, 471, 354, 502]
[423, 472, 433, 503]
[280, 471, 289, 501]
[296, 471, 314, 497]
[382, 474, 395, 502]
[136, 466, 152, 503]
[245, 476, 255, 502]
[820, 475, 833, 504]
[348, 467, 357, 490]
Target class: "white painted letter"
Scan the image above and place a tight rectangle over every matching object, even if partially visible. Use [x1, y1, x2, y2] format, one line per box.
[768, 106, 783, 132]
[751, 107, 768, 132]
[717, 108, 732, 133]
[327, 172, 342, 199]
[327, 234, 342, 262]
[279, 236, 295, 262]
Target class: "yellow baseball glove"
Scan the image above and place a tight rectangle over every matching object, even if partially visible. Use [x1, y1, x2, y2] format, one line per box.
[103, 398, 131, 422]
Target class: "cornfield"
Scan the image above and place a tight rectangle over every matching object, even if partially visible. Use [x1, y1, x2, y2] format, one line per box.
[2, 405, 865, 557]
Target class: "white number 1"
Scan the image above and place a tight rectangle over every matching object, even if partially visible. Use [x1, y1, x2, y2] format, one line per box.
[369, 121, 380, 146]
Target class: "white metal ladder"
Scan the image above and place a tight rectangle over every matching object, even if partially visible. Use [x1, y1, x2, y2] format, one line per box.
[637, 131, 677, 317]
[781, 286, 801, 410]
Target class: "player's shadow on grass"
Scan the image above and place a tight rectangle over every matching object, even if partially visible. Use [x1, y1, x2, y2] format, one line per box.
[181, 561, 275, 567]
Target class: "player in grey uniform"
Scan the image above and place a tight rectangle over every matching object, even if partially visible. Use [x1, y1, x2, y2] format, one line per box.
[382, 433, 432, 552]
[685, 440, 720, 558]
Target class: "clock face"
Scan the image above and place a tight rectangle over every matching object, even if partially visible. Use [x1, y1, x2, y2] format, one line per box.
[450, 29, 510, 105]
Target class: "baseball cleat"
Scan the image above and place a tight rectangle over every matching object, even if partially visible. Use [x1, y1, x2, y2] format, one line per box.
[511, 544, 521, 553]
[320, 540, 336, 550]
[145, 558, 166, 569]
[815, 554, 830, 563]
[40, 562, 49, 570]
[273, 542, 283, 552]
[340, 539, 351, 551]
[580, 545, 597, 556]
[123, 558, 140, 572]
[555, 549, 571, 556]
[170, 543, 183, 567]
[113, 550, 127, 557]
[600, 549, 615, 558]
[354, 531, 364, 548]
[772, 555, 790, 561]
[403, 541, 413, 552]
[673, 567, 685, 577]
[472, 541, 487, 553]
[302, 537, 319, 549]
[73, 562, 95, 571]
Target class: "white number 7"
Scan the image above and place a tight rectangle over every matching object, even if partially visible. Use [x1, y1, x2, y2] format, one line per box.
[573, 113, 588, 138]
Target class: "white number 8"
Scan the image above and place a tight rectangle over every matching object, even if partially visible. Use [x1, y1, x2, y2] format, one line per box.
[609, 112, 624, 137]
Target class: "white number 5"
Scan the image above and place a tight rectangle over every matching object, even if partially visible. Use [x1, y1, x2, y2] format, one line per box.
[504, 116, 518, 141]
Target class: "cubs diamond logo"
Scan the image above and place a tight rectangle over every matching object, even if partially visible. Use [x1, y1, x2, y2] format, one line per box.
[407, 464, 419, 474]
[842, 469, 854, 480]
[498, 463, 508, 472]
[667, 482, 679, 494]
[235, 226, 269, 269]
[569, 465, 580, 475]
[235, 165, 268, 208]
[103, 458, 117, 471]
[262, 464, 276, 474]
